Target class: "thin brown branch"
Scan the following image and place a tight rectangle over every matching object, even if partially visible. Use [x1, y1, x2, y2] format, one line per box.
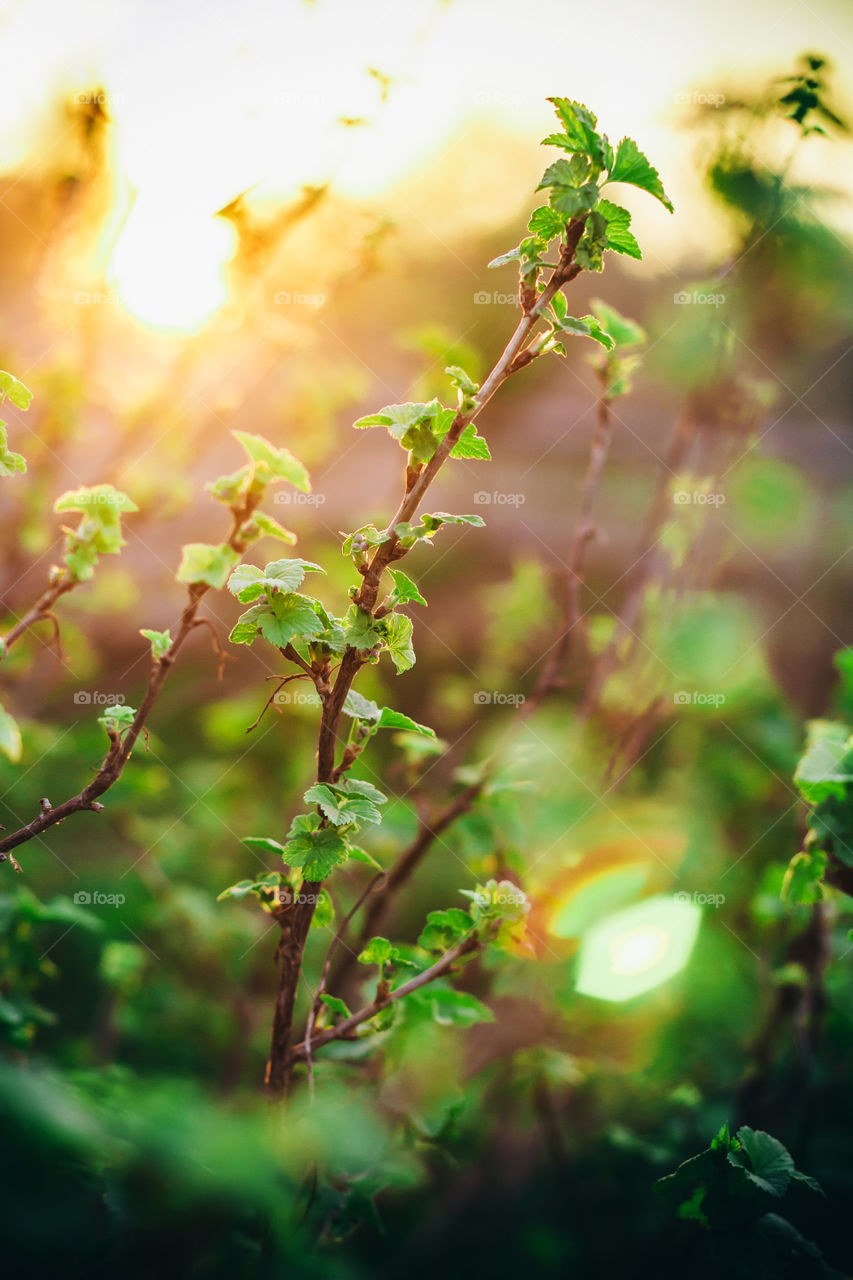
[288, 932, 481, 1064]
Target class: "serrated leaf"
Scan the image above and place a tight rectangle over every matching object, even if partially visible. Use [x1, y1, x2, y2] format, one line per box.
[227, 558, 325, 602]
[232, 431, 310, 492]
[176, 542, 240, 589]
[376, 707, 435, 737]
[282, 824, 349, 879]
[342, 689, 381, 721]
[358, 936, 392, 965]
[551, 311, 615, 350]
[528, 204, 568, 239]
[97, 704, 137, 734]
[342, 604, 382, 649]
[341, 778, 388, 805]
[0, 426, 26, 477]
[380, 613, 415, 673]
[387, 569, 427, 608]
[606, 137, 673, 212]
[0, 370, 33, 410]
[597, 198, 642, 260]
[304, 783, 383, 827]
[242, 510, 297, 545]
[727, 1127, 794, 1198]
[230, 593, 325, 648]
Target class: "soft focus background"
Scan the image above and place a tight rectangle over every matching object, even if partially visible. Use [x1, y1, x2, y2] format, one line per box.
[2, 1, 853, 1276]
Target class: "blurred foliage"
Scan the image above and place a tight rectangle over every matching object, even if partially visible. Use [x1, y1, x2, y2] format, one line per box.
[0, 50, 852, 1280]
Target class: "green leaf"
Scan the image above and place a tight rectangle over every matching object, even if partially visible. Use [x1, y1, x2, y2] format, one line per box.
[98, 704, 137, 735]
[358, 936, 392, 966]
[341, 524, 391, 557]
[227, 558, 325, 602]
[342, 604, 383, 650]
[242, 835, 287, 857]
[216, 879, 256, 901]
[54, 485, 138, 519]
[0, 370, 34, 410]
[232, 430, 310, 493]
[241, 510, 297, 545]
[376, 706, 435, 737]
[230, 593, 325, 648]
[282, 822, 349, 880]
[550, 310, 615, 350]
[597, 198, 642, 260]
[425, 988, 494, 1027]
[387, 569, 427, 608]
[341, 778, 388, 805]
[528, 204, 567, 240]
[606, 137, 673, 212]
[139, 628, 172, 661]
[418, 908, 474, 952]
[176, 542, 240, 589]
[575, 210, 609, 272]
[380, 613, 415, 673]
[342, 690, 381, 721]
[303, 783, 383, 827]
[353, 401, 447, 463]
[589, 298, 647, 349]
[346, 847, 381, 873]
[54, 485, 139, 575]
[431, 407, 491, 461]
[0, 426, 26, 477]
[794, 723, 853, 802]
[544, 98, 608, 166]
[0, 703, 22, 763]
[782, 849, 827, 904]
[320, 993, 351, 1020]
[394, 512, 485, 547]
[727, 1127, 794, 1198]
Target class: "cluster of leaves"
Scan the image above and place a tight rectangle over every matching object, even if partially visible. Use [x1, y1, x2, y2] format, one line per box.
[53, 484, 139, 581]
[177, 431, 310, 591]
[226, 556, 434, 675]
[778, 54, 847, 136]
[313, 879, 530, 1038]
[784, 711, 853, 903]
[657, 1123, 824, 1270]
[488, 97, 671, 352]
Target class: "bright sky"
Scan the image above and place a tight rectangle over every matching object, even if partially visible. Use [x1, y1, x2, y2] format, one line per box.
[2, 0, 851, 328]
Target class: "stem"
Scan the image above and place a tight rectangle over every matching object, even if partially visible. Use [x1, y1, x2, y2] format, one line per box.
[264, 221, 588, 1096]
[0, 500, 257, 867]
[288, 933, 480, 1063]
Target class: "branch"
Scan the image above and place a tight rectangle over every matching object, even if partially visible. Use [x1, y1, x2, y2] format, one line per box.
[0, 497, 259, 869]
[288, 932, 481, 1063]
[1, 573, 76, 659]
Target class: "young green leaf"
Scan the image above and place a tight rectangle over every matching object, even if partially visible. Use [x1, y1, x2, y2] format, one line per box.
[379, 613, 415, 673]
[387, 569, 427, 608]
[140, 629, 172, 662]
[303, 783, 383, 827]
[232, 431, 310, 493]
[282, 822, 349, 879]
[358, 936, 393, 966]
[97, 705, 137, 735]
[176, 542, 240, 590]
[376, 706, 435, 738]
[606, 137, 674, 212]
[342, 689, 381, 721]
[597, 199, 642, 260]
[229, 593, 326, 648]
[227, 558, 325, 602]
[240, 510, 297, 545]
[0, 426, 27, 477]
[0, 370, 34, 410]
